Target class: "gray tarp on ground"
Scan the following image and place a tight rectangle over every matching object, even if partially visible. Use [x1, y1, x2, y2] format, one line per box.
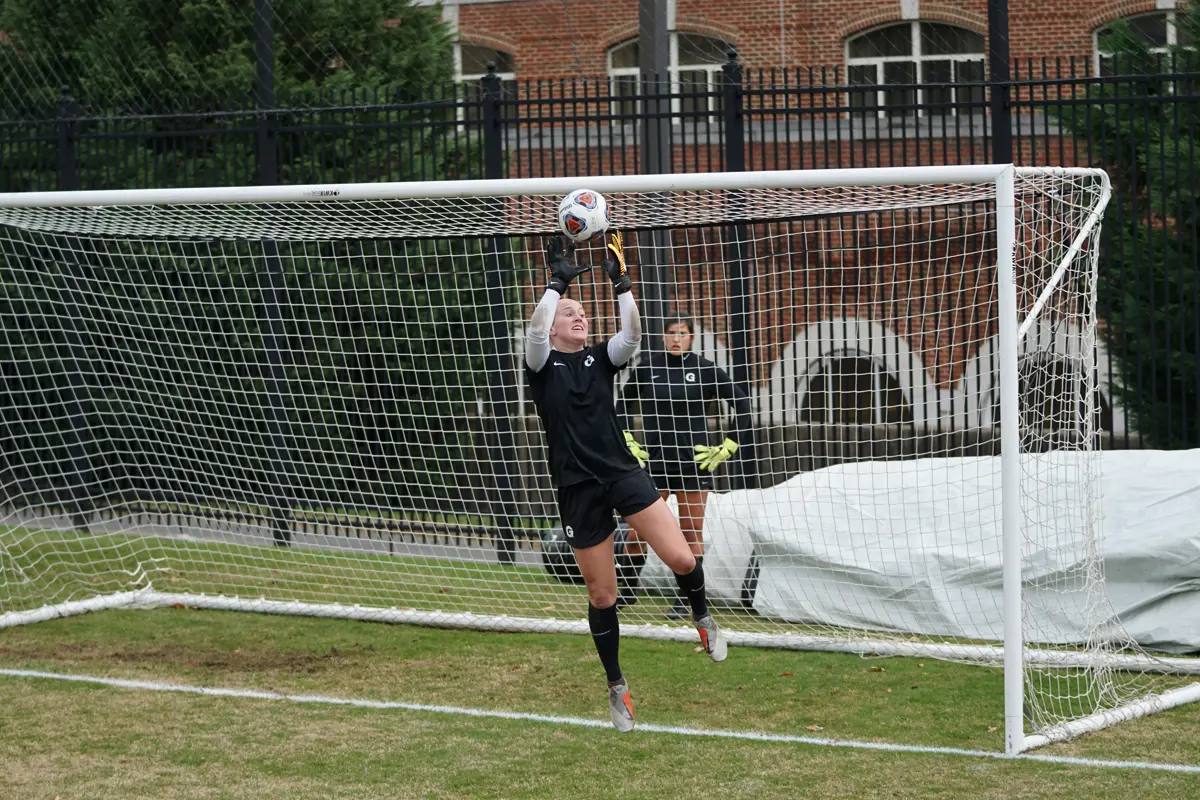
[640, 450, 1200, 654]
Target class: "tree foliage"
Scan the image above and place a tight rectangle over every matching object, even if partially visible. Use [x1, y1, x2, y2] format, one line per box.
[1057, 8, 1200, 447]
[0, 0, 454, 113]
[0, 3, 520, 528]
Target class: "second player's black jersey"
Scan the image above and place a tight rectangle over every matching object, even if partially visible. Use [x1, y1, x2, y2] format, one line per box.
[526, 342, 642, 487]
[617, 350, 750, 460]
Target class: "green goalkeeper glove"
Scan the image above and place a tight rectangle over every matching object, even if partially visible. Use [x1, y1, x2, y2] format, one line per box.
[694, 438, 738, 472]
[624, 431, 649, 468]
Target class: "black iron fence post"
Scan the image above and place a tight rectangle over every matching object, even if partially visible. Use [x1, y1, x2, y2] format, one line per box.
[52, 89, 94, 531]
[254, 0, 278, 186]
[481, 64, 519, 563]
[988, 0, 1013, 164]
[722, 49, 757, 488]
[253, 0, 292, 545]
[56, 87, 79, 191]
[482, 64, 504, 180]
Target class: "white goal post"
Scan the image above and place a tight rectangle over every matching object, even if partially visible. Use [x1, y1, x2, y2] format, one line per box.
[0, 165, 1197, 755]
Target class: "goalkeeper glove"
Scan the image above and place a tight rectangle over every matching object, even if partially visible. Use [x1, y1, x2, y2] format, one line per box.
[545, 236, 589, 294]
[694, 438, 738, 472]
[603, 231, 633, 295]
[624, 431, 649, 468]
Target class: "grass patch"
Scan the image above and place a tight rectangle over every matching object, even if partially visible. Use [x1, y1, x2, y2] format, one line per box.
[0, 525, 757, 625]
[1, 609, 1199, 799]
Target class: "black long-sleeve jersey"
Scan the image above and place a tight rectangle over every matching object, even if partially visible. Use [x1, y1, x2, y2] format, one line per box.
[527, 342, 642, 487]
[617, 350, 751, 468]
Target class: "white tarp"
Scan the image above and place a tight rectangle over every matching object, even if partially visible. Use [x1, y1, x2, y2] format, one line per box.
[640, 450, 1200, 654]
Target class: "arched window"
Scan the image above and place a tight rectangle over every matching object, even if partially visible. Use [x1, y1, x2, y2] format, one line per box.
[799, 355, 914, 425]
[457, 42, 516, 121]
[846, 22, 985, 118]
[607, 32, 730, 118]
[1095, 11, 1192, 74]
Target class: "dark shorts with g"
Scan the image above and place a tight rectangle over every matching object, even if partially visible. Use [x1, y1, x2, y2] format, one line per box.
[556, 469, 660, 550]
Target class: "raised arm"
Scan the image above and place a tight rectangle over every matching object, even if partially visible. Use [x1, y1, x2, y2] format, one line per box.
[602, 232, 641, 366]
[525, 236, 590, 372]
[607, 293, 642, 367]
[524, 288, 560, 372]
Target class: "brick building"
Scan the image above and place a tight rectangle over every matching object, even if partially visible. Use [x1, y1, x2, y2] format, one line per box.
[437, 0, 1185, 82]
[431, 0, 1150, 442]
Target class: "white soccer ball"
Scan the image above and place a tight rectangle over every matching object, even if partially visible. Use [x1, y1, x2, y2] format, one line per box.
[557, 189, 610, 243]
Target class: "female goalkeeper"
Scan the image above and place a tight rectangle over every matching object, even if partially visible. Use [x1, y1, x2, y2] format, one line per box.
[616, 317, 751, 618]
[525, 232, 727, 734]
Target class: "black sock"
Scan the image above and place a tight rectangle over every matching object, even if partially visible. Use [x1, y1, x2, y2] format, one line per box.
[673, 555, 702, 606]
[673, 557, 708, 620]
[617, 550, 647, 596]
[588, 602, 623, 684]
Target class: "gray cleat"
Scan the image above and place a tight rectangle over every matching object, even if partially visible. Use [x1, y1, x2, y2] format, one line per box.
[608, 678, 636, 733]
[695, 614, 728, 662]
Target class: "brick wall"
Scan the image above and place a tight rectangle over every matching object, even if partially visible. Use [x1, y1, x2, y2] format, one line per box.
[457, 0, 1181, 77]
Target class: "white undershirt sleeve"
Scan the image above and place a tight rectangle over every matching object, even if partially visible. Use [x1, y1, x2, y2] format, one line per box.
[524, 288, 560, 372]
[606, 292, 642, 367]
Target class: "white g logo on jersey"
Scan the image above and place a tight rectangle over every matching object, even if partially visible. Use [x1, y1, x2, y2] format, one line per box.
[564, 525, 575, 539]
[685, 372, 697, 383]
[584, 355, 595, 367]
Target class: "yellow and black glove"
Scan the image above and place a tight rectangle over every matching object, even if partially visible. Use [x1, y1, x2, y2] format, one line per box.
[694, 438, 738, 472]
[624, 430, 649, 468]
[603, 231, 632, 295]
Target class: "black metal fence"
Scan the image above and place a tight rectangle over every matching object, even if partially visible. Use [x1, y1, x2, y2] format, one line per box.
[5, 53, 1194, 446]
[2, 54, 1199, 552]
[2, 54, 1175, 187]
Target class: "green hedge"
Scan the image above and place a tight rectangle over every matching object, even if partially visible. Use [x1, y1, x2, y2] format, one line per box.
[0, 232, 527, 522]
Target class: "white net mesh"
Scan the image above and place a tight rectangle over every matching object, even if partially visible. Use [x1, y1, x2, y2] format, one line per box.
[0, 168, 1187, 741]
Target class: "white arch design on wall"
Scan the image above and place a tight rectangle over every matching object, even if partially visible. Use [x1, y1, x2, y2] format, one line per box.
[961, 319, 1126, 435]
[762, 317, 941, 427]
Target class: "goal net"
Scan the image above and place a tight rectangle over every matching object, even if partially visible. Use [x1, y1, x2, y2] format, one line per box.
[0, 166, 1194, 752]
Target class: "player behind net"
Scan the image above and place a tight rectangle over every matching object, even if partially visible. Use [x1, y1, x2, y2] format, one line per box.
[616, 316, 751, 617]
[525, 231, 727, 734]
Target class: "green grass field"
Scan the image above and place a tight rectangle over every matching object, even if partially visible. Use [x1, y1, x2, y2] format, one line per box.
[2, 608, 1200, 799]
[3, 526, 1200, 797]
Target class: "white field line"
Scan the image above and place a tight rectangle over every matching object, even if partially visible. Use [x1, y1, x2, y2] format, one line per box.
[2, 668, 1199, 775]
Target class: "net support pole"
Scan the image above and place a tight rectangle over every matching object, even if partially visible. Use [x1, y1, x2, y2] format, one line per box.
[722, 54, 757, 489]
[259, 240, 294, 547]
[58, 236, 97, 532]
[995, 165, 1024, 755]
[481, 69, 518, 563]
[637, 0, 672, 345]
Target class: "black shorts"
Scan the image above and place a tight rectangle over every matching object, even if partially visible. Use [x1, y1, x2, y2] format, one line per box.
[557, 470, 660, 550]
[646, 444, 714, 493]
[647, 458, 713, 493]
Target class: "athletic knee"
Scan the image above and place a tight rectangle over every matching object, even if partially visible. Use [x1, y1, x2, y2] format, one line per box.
[666, 550, 697, 576]
[588, 587, 618, 608]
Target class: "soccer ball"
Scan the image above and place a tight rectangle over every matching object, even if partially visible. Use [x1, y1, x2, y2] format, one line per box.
[557, 189, 610, 243]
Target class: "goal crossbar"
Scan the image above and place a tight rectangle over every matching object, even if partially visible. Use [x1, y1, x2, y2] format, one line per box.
[0, 164, 1089, 210]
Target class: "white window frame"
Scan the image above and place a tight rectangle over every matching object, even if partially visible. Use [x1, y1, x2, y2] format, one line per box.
[845, 21, 985, 119]
[800, 351, 912, 426]
[454, 42, 516, 123]
[1093, 10, 1183, 75]
[606, 32, 730, 121]
[455, 41, 516, 85]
